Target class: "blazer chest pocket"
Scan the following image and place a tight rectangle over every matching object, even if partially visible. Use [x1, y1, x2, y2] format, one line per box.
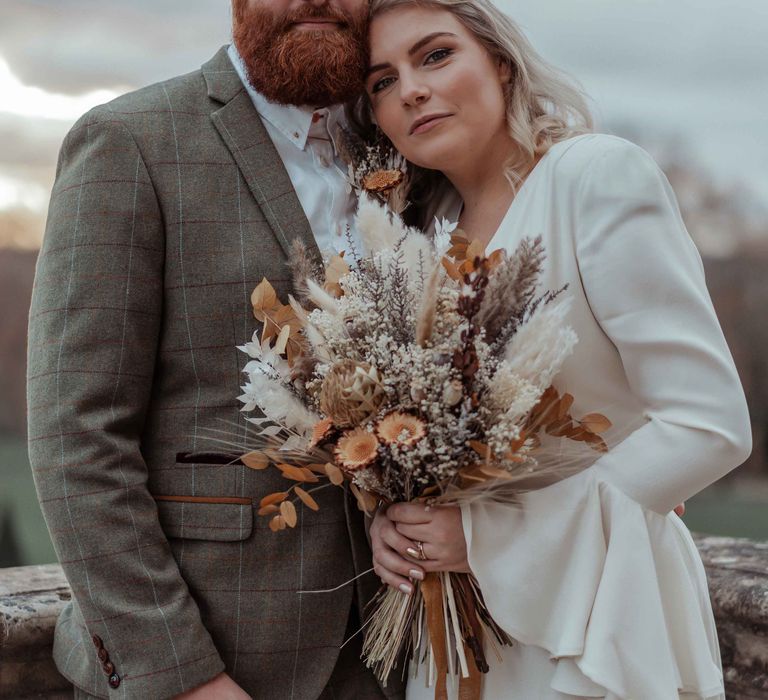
[154, 495, 253, 542]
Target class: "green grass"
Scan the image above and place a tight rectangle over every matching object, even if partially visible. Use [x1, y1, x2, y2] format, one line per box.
[683, 487, 768, 540]
[0, 434, 766, 568]
[0, 436, 57, 565]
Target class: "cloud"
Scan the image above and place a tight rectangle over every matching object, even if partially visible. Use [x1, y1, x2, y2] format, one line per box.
[0, 113, 68, 168]
[0, 0, 767, 251]
[497, 0, 768, 84]
[0, 207, 45, 249]
[0, 0, 231, 94]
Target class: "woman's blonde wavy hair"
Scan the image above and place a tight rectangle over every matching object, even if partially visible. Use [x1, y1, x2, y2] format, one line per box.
[349, 0, 594, 222]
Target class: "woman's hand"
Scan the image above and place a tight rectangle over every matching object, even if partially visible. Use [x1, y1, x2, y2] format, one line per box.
[370, 503, 471, 594]
[370, 505, 426, 594]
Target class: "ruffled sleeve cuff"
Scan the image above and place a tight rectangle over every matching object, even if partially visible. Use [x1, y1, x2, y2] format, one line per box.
[460, 469, 724, 699]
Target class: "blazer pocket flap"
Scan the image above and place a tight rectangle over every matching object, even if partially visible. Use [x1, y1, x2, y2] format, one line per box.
[154, 495, 253, 542]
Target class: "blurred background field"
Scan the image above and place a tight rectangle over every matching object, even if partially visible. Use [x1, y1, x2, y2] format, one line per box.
[1, 0, 767, 566]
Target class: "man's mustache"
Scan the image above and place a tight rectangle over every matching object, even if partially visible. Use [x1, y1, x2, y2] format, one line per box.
[278, 4, 352, 30]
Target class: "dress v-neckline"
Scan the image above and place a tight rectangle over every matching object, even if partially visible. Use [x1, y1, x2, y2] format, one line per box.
[483, 146, 553, 253]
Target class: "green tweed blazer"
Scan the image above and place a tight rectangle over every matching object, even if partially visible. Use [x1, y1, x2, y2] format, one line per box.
[27, 46, 401, 700]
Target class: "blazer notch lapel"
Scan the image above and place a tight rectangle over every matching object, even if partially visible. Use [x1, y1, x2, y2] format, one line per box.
[210, 82, 321, 266]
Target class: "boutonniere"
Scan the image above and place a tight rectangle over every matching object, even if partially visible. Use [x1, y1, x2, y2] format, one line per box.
[335, 125, 410, 215]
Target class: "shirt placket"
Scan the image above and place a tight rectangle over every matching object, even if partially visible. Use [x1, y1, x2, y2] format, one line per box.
[309, 110, 348, 252]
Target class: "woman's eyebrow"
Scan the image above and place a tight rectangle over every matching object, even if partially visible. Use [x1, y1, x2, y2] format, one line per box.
[367, 32, 458, 77]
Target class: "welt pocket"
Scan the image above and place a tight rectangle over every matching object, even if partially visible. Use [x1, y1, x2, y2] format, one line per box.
[153, 494, 253, 542]
[175, 451, 245, 466]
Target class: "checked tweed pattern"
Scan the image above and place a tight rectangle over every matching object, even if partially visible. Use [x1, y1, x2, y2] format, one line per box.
[27, 46, 403, 700]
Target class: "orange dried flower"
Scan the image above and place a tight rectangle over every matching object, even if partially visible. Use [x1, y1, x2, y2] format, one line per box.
[334, 428, 379, 471]
[362, 169, 404, 193]
[376, 412, 426, 447]
[309, 417, 334, 448]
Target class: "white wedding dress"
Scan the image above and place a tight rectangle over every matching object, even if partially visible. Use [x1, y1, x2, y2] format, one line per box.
[406, 134, 752, 700]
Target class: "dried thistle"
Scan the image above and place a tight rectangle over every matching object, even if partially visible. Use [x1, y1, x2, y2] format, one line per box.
[476, 236, 544, 342]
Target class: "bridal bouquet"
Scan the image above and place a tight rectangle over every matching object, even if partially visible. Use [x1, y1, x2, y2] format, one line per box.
[234, 196, 610, 698]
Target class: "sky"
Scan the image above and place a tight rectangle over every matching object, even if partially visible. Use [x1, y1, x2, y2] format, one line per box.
[0, 0, 766, 248]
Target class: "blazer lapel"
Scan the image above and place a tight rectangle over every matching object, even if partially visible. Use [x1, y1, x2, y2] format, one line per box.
[202, 47, 322, 265]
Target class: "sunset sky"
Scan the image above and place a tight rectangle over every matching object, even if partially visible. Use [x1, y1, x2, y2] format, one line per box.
[1, 0, 766, 248]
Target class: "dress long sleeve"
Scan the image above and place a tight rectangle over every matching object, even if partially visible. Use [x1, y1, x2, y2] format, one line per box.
[573, 140, 751, 514]
[460, 136, 751, 700]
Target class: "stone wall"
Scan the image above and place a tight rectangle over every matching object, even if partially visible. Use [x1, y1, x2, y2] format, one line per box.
[1, 536, 767, 698]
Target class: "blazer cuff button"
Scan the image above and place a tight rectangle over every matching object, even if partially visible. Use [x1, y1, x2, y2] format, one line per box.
[108, 673, 121, 689]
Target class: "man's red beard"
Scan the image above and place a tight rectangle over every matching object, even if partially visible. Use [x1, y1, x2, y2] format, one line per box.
[232, 1, 368, 107]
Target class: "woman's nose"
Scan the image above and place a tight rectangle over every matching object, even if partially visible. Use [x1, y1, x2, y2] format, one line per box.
[400, 77, 430, 107]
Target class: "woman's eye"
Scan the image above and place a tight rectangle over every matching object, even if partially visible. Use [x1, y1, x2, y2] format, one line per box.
[425, 48, 452, 64]
[371, 76, 395, 94]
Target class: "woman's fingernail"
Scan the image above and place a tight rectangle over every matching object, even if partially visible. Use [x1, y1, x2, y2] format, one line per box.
[399, 583, 413, 595]
[409, 569, 424, 581]
[406, 547, 419, 559]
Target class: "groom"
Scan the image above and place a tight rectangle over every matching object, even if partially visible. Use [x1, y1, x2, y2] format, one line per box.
[27, 1, 399, 698]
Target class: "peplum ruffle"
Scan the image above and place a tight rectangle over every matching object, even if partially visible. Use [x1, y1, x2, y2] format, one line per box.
[460, 469, 725, 699]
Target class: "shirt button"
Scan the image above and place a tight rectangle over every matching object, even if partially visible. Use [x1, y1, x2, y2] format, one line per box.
[108, 672, 121, 689]
[292, 131, 300, 140]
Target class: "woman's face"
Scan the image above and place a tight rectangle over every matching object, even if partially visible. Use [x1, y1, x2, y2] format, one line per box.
[366, 5, 510, 172]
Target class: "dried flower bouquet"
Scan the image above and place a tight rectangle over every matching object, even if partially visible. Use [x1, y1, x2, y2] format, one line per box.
[233, 196, 610, 699]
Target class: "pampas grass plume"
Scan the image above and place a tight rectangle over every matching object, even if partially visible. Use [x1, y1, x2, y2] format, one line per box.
[503, 296, 577, 390]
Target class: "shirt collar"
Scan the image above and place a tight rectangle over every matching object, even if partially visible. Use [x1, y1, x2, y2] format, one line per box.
[227, 43, 345, 151]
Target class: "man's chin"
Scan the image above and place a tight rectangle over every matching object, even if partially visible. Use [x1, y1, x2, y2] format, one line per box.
[234, 4, 367, 106]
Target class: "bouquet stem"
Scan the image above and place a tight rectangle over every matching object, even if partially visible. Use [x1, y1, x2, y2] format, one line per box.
[363, 572, 513, 700]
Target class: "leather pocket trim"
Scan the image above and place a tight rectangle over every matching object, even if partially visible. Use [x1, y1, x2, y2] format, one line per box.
[154, 497, 254, 542]
[153, 495, 252, 506]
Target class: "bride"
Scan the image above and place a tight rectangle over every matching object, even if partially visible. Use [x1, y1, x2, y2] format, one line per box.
[360, 0, 752, 698]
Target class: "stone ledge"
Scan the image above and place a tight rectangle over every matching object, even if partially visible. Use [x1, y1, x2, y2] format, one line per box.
[1, 538, 767, 698]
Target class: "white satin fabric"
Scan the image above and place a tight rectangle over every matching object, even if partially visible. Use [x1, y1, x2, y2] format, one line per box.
[407, 134, 751, 700]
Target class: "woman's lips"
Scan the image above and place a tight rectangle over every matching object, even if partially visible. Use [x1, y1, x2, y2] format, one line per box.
[410, 114, 452, 136]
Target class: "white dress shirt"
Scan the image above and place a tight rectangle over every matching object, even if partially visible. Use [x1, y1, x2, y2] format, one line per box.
[227, 44, 359, 259]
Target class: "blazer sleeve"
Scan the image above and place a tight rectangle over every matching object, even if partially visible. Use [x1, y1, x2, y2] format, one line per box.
[459, 138, 751, 699]
[27, 106, 225, 697]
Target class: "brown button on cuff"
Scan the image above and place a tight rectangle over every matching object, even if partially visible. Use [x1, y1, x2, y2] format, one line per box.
[108, 673, 120, 689]
[102, 660, 115, 675]
[92, 634, 103, 648]
[97, 647, 109, 663]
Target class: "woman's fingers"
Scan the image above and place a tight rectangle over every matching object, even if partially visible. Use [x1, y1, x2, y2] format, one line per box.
[373, 543, 424, 585]
[394, 522, 432, 543]
[387, 502, 433, 524]
[381, 518, 423, 560]
[370, 506, 424, 594]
